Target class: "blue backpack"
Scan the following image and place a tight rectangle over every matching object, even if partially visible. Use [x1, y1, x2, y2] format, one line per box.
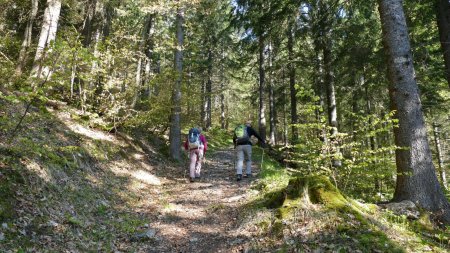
[188, 128, 201, 149]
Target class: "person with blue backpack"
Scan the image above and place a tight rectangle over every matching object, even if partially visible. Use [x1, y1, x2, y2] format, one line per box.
[233, 121, 265, 181]
[184, 127, 208, 182]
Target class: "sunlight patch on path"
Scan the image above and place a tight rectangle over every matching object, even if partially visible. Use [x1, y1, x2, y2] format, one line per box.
[67, 124, 114, 142]
[223, 194, 246, 203]
[132, 169, 161, 186]
[54, 110, 116, 142]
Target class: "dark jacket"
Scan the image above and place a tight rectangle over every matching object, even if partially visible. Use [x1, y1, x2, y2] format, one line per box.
[233, 125, 264, 146]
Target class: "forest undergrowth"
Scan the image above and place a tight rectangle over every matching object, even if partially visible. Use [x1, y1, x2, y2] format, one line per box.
[0, 94, 450, 252]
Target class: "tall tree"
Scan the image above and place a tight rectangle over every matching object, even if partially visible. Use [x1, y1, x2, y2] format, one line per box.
[134, 13, 154, 108]
[205, 49, 213, 129]
[82, 0, 97, 47]
[258, 34, 267, 141]
[169, 6, 184, 161]
[15, 0, 39, 76]
[30, 0, 61, 80]
[378, 0, 450, 221]
[436, 0, 450, 88]
[287, 20, 298, 143]
[268, 40, 276, 145]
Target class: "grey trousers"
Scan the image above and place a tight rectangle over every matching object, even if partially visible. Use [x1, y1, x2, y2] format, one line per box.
[236, 144, 252, 175]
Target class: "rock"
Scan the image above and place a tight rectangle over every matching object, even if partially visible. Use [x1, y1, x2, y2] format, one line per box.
[190, 237, 198, 242]
[131, 229, 157, 242]
[422, 245, 432, 251]
[2, 223, 8, 229]
[47, 220, 59, 227]
[0, 232, 4, 241]
[384, 200, 420, 219]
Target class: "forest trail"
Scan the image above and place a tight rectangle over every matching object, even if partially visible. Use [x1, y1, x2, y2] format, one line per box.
[0, 104, 264, 252]
[148, 148, 260, 252]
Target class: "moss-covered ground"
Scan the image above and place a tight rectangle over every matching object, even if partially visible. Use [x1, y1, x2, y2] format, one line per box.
[237, 146, 450, 252]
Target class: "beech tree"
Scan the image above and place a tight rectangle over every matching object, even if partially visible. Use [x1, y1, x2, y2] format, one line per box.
[30, 0, 61, 80]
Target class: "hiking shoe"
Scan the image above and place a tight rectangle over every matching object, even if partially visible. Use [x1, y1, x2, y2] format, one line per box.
[195, 175, 201, 179]
[236, 174, 242, 181]
[189, 177, 195, 182]
[244, 174, 251, 178]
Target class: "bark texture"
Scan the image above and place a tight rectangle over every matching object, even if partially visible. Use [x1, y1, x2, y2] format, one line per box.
[378, 0, 450, 222]
[268, 42, 276, 145]
[30, 0, 61, 79]
[287, 21, 298, 143]
[169, 7, 184, 161]
[258, 35, 266, 141]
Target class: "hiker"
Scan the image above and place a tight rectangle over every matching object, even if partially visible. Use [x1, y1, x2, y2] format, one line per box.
[233, 121, 265, 181]
[184, 127, 207, 182]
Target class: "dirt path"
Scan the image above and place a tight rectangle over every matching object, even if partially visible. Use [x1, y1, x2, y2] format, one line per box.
[148, 148, 260, 253]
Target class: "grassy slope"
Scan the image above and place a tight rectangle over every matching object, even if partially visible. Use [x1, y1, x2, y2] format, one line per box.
[0, 95, 174, 252]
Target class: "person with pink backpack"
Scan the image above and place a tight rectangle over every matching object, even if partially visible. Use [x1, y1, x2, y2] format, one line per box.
[184, 127, 208, 182]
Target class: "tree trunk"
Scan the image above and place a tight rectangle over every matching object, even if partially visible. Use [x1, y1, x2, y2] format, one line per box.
[16, 0, 39, 76]
[82, 0, 97, 47]
[378, 0, 450, 221]
[186, 53, 191, 116]
[143, 15, 155, 98]
[206, 49, 212, 130]
[220, 50, 226, 129]
[313, 40, 327, 143]
[90, 28, 102, 107]
[102, 1, 114, 40]
[287, 21, 298, 143]
[433, 123, 447, 189]
[283, 70, 288, 146]
[258, 35, 266, 141]
[268, 42, 276, 145]
[134, 14, 154, 108]
[169, 6, 184, 161]
[70, 53, 77, 99]
[323, 38, 341, 167]
[30, 0, 61, 80]
[133, 54, 143, 107]
[201, 78, 206, 126]
[436, 0, 450, 88]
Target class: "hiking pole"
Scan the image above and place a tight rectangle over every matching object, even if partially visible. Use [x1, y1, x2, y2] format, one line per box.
[185, 151, 190, 180]
[233, 147, 236, 174]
